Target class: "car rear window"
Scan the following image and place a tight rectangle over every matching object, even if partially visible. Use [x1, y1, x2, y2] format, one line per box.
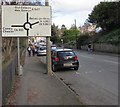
[39, 47, 46, 50]
[57, 51, 75, 57]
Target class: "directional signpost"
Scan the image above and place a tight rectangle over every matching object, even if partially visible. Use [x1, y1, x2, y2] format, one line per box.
[2, 4, 52, 75]
[2, 5, 51, 37]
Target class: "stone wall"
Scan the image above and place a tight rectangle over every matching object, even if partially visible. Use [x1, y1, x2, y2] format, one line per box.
[64, 42, 119, 54]
[81, 43, 119, 54]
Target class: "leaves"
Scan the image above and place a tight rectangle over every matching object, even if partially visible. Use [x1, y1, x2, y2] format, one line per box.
[51, 23, 60, 44]
[88, 2, 120, 31]
[62, 29, 80, 43]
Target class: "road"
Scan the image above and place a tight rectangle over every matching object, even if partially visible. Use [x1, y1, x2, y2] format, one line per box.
[38, 50, 118, 105]
[53, 50, 118, 105]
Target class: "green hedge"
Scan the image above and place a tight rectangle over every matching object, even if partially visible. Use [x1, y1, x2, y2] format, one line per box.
[97, 28, 120, 45]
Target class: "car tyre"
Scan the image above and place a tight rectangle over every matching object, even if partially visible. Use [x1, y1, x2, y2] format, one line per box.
[74, 67, 79, 70]
[52, 64, 57, 72]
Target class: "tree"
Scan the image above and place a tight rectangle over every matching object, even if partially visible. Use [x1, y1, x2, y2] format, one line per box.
[77, 34, 89, 49]
[62, 29, 80, 43]
[51, 23, 60, 44]
[88, 2, 120, 31]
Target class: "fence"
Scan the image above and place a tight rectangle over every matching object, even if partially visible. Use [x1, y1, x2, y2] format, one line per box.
[2, 51, 18, 105]
[2, 47, 26, 105]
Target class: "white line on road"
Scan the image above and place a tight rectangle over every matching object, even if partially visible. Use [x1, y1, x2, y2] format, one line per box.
[103, 59, 118, 64]
[75, 72, 81, 75]
[79, 55, 94, 59]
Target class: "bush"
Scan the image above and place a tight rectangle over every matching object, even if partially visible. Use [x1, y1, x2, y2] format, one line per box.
[97, 28, 120, 45]
[77, 34, 89, 49]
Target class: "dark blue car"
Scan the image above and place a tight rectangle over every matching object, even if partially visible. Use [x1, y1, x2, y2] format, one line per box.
[51, 48, 79, 72]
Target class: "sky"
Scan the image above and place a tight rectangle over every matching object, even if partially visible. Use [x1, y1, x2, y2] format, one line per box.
[50, 0, 101, 28]
[49, 0, 116, 29]
[1, 0, 117, 29]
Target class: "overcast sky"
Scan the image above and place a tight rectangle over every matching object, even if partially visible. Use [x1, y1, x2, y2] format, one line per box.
[1, 0, 116, 28]
[49, 0, 116, 28]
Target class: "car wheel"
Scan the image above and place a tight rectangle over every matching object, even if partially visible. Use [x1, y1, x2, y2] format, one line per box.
[74, 67, 79, 70]
[52, 64, 57, 72]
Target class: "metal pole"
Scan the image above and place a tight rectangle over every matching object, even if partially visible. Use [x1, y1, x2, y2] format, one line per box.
[45, 0, 52, 75]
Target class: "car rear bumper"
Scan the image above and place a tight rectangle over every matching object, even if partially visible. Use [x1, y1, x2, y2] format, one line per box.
[37, 52, 46, 56]
[54, 61, 79, 69]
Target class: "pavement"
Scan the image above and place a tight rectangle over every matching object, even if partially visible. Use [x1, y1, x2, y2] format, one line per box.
[13, 52, 83, 105]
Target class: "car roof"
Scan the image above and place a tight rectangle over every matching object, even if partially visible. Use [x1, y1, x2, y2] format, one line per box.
[54, 48, 73, 52]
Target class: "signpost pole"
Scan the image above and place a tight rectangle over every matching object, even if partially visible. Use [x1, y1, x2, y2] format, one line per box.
[45, 0, 52, 75]
[46, 37, 52, 75]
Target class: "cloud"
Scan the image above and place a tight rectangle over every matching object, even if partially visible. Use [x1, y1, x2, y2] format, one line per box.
[50, 0, 103, 28]
[52, 10, 91, 28]
[51, 0, 102, 14]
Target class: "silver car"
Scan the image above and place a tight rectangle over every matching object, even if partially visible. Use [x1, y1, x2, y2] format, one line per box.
[51, 44, 57, 51]
[37, 46, 46, 56]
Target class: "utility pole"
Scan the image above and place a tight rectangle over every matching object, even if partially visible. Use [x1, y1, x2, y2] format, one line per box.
[45, 0, 52, 75]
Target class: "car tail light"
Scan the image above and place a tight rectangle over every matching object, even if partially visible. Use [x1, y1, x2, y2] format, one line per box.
[73, 56, 78, 60]
[54, 57, 59, 61]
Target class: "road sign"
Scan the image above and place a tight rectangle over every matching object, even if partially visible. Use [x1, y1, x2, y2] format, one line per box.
[2, 5, 51, 37]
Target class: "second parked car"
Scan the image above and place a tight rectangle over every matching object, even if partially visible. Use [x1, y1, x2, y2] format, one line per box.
[37, 46, 46, 56]
[51, 48, 79, 72]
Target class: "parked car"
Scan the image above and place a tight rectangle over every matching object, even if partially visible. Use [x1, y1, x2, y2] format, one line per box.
[37, 46, 46, 56]
[51, 48, 79, 72]
[51, 44, 57, 51]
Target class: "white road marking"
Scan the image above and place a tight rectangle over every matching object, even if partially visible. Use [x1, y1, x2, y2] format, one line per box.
[103, 59, 118, 64]
[75, 72, 80, 75]
[79, 54, 118, 65]
[79, 55, 94, 59]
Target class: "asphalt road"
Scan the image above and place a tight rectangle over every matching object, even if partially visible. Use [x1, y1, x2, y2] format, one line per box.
[55, 50, 118, 105]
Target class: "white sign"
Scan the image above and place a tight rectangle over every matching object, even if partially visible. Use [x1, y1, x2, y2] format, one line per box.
[2, 5, 51, 37]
